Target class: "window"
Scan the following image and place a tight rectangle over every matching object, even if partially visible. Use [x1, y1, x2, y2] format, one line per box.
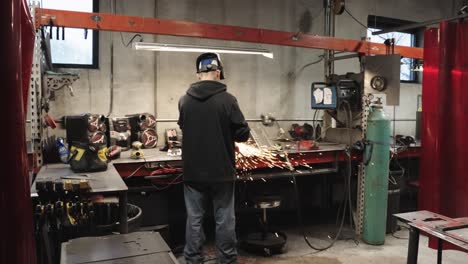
[42, 0, 99, 68]
[367, 16, 419, 82]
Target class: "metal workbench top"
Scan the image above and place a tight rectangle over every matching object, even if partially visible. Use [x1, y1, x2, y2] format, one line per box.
[31, 163, 128, 197]
[286, 142, 347, 154]
[116, 148, 182, 163]
[113, 142, 347, 164]
[60, 231, 177, 264]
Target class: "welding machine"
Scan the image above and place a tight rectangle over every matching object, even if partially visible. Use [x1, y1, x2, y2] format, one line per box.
[311, 79, 361, 111]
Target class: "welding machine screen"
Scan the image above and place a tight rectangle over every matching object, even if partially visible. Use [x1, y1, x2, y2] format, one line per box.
[311, 83, 337, 109]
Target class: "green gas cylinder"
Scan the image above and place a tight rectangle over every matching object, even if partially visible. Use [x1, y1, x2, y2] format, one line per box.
[362, 101, 391, 245]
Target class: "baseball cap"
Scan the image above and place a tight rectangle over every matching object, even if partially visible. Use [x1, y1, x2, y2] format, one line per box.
[195, 53, 225, 80]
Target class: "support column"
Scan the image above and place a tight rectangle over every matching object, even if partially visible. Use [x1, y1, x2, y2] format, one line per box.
[0, 0, 36, 263]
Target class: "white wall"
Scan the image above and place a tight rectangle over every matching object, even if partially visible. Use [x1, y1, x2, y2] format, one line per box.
[47, 0, 453, 141]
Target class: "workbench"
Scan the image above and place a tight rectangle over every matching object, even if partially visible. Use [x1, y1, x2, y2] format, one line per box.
[110, 143, 354, 238]
[31, 163, 129, 234]
[32, 142, 421, 234]
[113, 143, 349, 179]
[395, 210, 468, 264]
[112, 142, 421, 179]
[60, 231, 178, 264]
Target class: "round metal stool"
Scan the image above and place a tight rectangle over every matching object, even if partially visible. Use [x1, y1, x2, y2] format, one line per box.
[242, 195, 287, 256]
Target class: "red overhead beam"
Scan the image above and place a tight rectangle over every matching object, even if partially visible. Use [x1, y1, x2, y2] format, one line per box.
[35, 8, 423, 59]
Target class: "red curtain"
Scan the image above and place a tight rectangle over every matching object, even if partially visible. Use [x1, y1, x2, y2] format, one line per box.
[420, 20, 468, 250]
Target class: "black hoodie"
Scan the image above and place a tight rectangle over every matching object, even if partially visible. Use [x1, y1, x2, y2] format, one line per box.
[178, 80, 250, 182]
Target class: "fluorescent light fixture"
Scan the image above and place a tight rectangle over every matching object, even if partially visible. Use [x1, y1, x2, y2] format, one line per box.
[132, 42, 274, 59]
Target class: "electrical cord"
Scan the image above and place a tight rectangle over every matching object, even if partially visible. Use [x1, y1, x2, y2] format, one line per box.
[312, 109, 319, 140]
[345, 150, 357, 236]
[389, 147, 406, 182]
[150, 174, 183, 191]
[344, 8, 387, 41]
[344, 8, 368, 30]
[343, 102, 358, 237]
[298, 103, 357, 252]
[124, 158, 150, 180]
[124, 164, 145, 179]
[291, 127, 357, 253]
[292, 175, 346, 252]
[363, 141, 374, 166]
[297, 56, 324, 73]
[120, 33, 143, 47]
[289, 56, 324, 81]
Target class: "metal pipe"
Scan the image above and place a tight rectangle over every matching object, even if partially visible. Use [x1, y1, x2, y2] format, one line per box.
[0, 0, 36, 263]
[372, 13, 468, 35]
[58, 117, 325, 123]
[271, 118, 323, 122]
[390, 119, 417, 122]
[56, 117, 416, 124]
[242, 167, 339, 181]
[323, 0, 335, 78]
[330, 0, 335, 75]
[155, 118, 416, 122]
[330, 54, 360, 61]
[155, 118, 325, 122]
[323, 0, 331, 79]
[107, 0, 116, 117]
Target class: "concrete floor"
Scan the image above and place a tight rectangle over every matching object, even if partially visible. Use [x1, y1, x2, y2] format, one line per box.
[176, 226, 467, 264]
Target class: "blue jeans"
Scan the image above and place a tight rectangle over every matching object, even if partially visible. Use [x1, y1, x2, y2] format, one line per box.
[184, 182, 237, 264]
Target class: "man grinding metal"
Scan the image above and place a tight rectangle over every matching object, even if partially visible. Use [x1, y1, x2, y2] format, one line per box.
[178, 53, 250, 264]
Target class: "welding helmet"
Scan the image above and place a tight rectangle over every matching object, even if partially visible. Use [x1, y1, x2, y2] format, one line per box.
[196, 53, 225, 80]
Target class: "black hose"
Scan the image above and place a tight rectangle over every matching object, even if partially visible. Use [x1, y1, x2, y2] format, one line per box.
[363, 141, 373, 166]
[292, 175, 347, 251]
[292, 100, 358, 252]
[343, 102, 358, 237]
[345, 149, 357, 237]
